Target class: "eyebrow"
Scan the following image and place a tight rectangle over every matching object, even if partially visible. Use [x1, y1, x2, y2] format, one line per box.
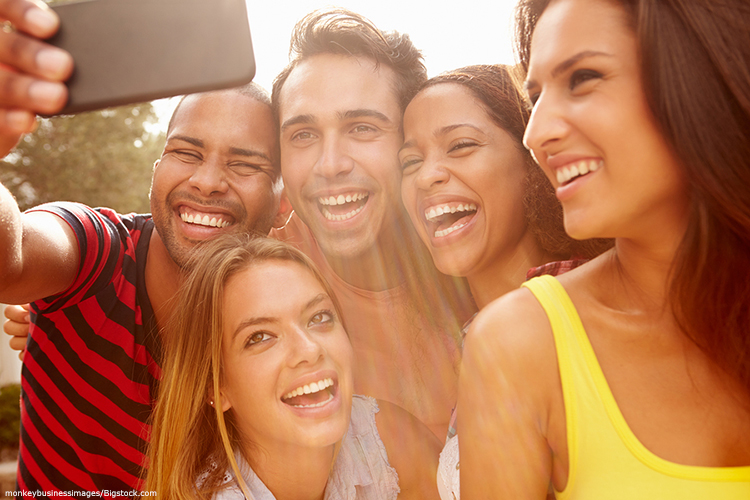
[230, 293, 330, 342]
[167, 134, 203, 148]
[167, 134, 271, 163]
[280, 108, 394, 133]
[524, 50, 613, 90]
[400, 123, 484, 153]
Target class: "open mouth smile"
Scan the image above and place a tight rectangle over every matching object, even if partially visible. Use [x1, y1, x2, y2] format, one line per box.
[179, 208, 233, 228]
[424, 202, 478, 238]
[281, 377, 336, 408]
[317, 192, 369, 222]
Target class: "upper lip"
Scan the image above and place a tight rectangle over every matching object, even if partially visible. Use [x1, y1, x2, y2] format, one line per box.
[177, 202, 234, 219]
[311, 188, 370, 200]
[281, 369, 338, 400]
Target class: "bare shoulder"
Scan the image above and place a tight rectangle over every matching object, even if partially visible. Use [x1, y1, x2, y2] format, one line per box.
[465, 286, 555, 372]
[457, 287, 564, 498]
[374, 399, 441, 500]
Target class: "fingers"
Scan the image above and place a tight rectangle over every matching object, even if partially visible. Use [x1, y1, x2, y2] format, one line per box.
[0, 30, 73, 81]
[4, 303, 29, 360]
[0, 0, 59, 39]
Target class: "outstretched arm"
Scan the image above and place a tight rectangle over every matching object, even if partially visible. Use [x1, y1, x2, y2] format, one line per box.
[0, 0, 78, 303]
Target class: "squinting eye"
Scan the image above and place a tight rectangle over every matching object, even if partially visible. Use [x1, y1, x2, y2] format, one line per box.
[400, 158, 422, 173]
[569, 69, 603, 90]
[449, 141, 478, 153]
[229, 163, 263, 176]
[309, 310, 334, 326]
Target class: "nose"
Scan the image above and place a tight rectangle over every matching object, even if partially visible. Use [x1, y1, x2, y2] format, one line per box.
[188, 157, 229, 196]
[523, 92, 570, 157]
[312, 134, 355, 179]
[414, 155, 450, 191]
[287, 326, 325, 368]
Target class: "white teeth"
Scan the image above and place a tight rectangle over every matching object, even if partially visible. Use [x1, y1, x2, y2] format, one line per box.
[291, 392, 334, 408]
[322, 204, 365, 222]
[180, 212, 231, 228]
[435, 221, 468, 238]
[318, 192, 368, 206]
[424, 203, 477, 222]
[556, 159, 604, 185]
[282, 377, 334, 401]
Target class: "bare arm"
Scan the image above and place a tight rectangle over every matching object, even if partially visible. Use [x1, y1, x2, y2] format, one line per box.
[0, 182, 79, 303]
[0, 0, 77, 302]
[457, 289, 560, 499]
[375, 399, 442, 500]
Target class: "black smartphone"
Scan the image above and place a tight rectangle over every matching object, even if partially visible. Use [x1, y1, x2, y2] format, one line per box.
[47, 0, 256, 115]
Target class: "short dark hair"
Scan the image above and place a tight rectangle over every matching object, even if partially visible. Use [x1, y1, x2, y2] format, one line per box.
[271, 8, 427, 122]
[166, 82, 272, 136]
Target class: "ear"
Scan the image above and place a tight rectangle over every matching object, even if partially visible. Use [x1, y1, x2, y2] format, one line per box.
[153, 158, 160, 171]
[208, 388, 233, 412]
[272, 188, 295, 230]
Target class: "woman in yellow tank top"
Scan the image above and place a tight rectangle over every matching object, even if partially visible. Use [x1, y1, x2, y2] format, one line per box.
[457, 0, 750, 498]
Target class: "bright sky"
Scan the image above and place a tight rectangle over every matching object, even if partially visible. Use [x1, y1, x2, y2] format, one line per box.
[246, 0, 520, 91]
[154, 0, 520, 126]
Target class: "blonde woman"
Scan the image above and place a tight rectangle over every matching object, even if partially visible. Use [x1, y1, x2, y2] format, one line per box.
[145, 234, 439, 499]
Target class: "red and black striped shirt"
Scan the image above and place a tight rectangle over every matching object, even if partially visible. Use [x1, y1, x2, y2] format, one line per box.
[18, 203, 161, 495]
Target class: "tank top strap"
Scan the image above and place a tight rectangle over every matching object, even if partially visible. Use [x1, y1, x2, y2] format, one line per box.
[522, 274, 600, 498]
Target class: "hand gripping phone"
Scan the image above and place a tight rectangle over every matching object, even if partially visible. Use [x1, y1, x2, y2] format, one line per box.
[47, 0, 256, 114]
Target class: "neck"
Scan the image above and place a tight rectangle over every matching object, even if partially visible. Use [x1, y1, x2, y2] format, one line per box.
[324, 210, 420, 292]
[145, 230, 183, 329]
[597, 213, 689, 313]
[246, 443, 334, 500]
[467, 230, 556, 309]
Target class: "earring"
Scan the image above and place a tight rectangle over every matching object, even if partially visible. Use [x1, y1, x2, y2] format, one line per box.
[209, 400, 215, 407]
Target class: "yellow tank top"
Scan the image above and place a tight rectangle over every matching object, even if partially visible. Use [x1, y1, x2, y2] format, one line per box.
[522, 275, 750, 499]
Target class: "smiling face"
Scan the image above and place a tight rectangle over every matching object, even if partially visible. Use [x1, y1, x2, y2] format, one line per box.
[150, 91, 282, 267]
[219, 260, 353, 455]
[522, 0, 689, 241]
[277, 54, 405, 260]
[400, 83, 531, 279]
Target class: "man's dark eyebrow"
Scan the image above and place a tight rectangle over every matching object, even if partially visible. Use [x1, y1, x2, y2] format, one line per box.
[228, 147, 272, 163]
[280, 114, 315, 132]
[340, 109, 392, 124]
[524, 50, 613, 90]
[167, 134, 204, 148]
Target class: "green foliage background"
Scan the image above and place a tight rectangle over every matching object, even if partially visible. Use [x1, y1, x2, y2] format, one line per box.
[0, 384, 20, 451]
[1, 103, 165, 212]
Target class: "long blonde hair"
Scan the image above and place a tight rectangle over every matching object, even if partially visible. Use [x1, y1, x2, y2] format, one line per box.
[144, 234, 343, 499]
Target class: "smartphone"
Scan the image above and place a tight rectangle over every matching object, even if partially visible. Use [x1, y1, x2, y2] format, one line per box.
[47, 0, 256, 115]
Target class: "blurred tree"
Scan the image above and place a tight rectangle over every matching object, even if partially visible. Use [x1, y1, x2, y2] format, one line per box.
[0, 103, 164, 213]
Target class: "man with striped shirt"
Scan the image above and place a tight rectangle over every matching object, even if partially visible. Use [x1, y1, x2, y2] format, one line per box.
[0, 2, 290, 493]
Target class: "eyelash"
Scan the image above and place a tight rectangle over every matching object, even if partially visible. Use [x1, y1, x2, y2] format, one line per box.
[245, 331, 273, 347]
[569, 69, 603, 90]
[309, 309, 335, 326]
[449, 140, 478, 152]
